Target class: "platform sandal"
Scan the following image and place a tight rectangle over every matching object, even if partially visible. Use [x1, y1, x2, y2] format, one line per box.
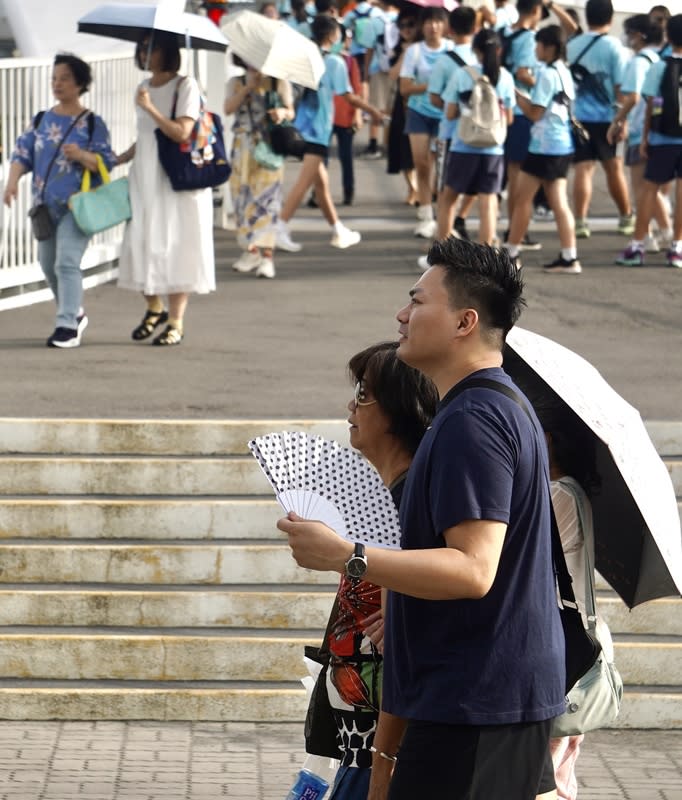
[152, 324, 183, 346]
[131, 309, 169, 341]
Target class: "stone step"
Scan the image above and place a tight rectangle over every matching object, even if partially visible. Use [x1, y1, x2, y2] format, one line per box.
[1, 418, 680, 457]
[0, 588, 678, 635]
[0, 684, 677, 726]
[0, 419, 349, 456]
[0, 456, 270, 496]
[0, 544, 336, 585]
[0, 499, 282, 540]
[0, 589, 337, 628]
[0, 632, 677, 684]
[0, 631, 319, 682]
[1, 497, 680, 541]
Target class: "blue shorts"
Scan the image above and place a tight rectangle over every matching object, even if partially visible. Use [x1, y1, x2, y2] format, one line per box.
[644, 144, 682, 184]
[405, 108, 440, 138]
[505, 115, 532, 163]
[446, 151, 505, 195]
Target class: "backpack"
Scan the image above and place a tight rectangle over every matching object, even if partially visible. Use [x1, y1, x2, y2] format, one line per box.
[457, 66, 507, 148]
[351, 7, 375, 50]
[569, 34, 610, 107]
[650, 56, 682, 137]
[501, 28, 526, 71]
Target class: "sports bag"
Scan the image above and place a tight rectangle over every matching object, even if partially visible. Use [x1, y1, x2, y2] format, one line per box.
[155, 77, 231, 192]
[351, 7, 375, 50]
[457, 66, 507, 148]
[569, 34, 610, 107]
[501, 28, 526, 70]
[650, 56, 682, 138]
[69, 153, 131, 235]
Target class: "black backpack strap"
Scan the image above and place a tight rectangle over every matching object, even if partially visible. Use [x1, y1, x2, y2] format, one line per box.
[448, 50, 466, 68]
[637, 51, 654, 64]
[87, 112, 95, 141]
[32, 110, 45, 130]
[571, 33, 604, 67]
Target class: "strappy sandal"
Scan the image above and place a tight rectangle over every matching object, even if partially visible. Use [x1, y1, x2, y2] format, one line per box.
[131, 309, 168, 341]
[152, 324, 183, 346]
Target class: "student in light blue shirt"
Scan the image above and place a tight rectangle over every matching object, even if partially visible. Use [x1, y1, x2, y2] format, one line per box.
[608, 14, 671, 252]
[435, 29, 515, 253]
[506, 25, 582, 275]
[400, 7, 452, 238]
[617, 13, 682, 268]
[566, 0, 633, 239]
[427, 6, 478, 242]
[275, 15, 385, 253]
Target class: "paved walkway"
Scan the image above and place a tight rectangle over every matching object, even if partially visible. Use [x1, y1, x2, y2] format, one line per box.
[0, 721, 680, 800]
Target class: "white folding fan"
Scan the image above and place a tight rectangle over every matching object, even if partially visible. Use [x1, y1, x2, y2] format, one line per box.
[248, 431, 402, 549]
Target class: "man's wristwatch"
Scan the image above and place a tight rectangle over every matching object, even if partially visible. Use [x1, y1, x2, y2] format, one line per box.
[344, 542, 368, 579]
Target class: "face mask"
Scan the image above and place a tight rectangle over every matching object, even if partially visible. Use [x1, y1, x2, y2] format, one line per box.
[329, 38, 343, 54]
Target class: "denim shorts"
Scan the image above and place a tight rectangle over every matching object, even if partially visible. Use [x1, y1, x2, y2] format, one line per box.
[504, 115, 532, 163]
[405, 108, 440, 138]
[625, 143, 643, 167]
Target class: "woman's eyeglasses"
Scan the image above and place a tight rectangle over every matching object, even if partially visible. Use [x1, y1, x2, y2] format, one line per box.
[354, 381, 378, 408]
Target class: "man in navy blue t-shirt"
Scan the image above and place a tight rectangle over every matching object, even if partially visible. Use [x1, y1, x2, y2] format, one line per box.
[279, 238, 565, 799]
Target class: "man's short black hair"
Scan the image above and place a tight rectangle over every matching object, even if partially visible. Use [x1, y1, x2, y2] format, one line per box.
[449, 6, 476, 36]
[54, 53, 92, 95]
[315, 0, 335, 14]
[668, 13, 682, 46]
[348, 342, 438, 456]
[311, 13, 339, 45]
[516, 0, 543, 18]
[426, 238, 526, 342]
[585, 0, 613, 28]
[421, 6, 448, 25]
[625, 13, 663, 45]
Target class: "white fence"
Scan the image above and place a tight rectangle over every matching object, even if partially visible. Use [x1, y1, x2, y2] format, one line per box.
[0, 51, 138, 311]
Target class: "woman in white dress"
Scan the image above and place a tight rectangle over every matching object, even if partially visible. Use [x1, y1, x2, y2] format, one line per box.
[117, 31, 215, 346]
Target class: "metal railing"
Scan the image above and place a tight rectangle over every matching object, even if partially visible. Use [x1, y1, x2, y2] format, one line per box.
[0, 51, 138, 309]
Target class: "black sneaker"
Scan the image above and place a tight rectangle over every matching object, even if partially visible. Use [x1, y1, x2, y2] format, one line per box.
[453, 217, 471, 242]
[543, 255, 582, 274]
[47, 327, 80, 348]
[520, 233, 542, 251]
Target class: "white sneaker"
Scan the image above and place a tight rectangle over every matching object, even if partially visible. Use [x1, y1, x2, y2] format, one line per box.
[644, 234, 661, 254]
[331, 226, 361, 249]
[256, 257, 275, 279]
[417, 255, 430, 272]
[414, 219, 437, 239]
[233, 250, 262, 272]
[275, 222, 302, 253]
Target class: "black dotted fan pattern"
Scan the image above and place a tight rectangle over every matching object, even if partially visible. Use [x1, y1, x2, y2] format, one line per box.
[247, 431, 402, 549]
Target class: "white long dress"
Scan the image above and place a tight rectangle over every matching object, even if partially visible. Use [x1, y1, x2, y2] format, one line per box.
[118, 75, 215, 295]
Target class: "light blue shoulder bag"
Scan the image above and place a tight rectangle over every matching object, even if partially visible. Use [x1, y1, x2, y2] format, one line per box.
[70, 154, 131, 236]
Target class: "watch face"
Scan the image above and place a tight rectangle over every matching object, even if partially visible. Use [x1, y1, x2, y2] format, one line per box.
[346, 556, 367, 579]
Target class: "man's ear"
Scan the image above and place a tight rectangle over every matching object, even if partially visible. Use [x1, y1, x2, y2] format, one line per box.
[454, 307, 478, 336]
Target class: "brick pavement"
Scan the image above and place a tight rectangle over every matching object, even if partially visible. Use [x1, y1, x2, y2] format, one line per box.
[0, 722, 680, 800]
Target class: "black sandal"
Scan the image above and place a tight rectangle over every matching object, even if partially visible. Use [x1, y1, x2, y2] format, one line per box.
[131, 309, 168, 341]
[152, 324, 183, 346]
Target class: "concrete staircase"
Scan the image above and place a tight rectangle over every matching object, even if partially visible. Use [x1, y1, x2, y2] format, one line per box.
[0, 418, 680, 727]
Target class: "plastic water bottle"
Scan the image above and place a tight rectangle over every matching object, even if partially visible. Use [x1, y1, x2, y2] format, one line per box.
[284, 755, 334, 800]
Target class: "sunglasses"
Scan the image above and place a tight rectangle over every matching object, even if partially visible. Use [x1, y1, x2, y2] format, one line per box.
[354, 381, 378, 408]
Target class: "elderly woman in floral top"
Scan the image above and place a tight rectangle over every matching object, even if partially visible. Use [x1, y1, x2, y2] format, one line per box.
[3, 53, 116, 348]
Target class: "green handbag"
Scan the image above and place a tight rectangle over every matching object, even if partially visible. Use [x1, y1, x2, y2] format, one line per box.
[253, 138, 284, 171]
[69, 154, 131, 236]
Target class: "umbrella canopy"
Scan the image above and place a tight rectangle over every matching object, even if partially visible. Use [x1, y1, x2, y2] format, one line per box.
[402, 0, 460, 12]
[78, 3, 229, 52]
[222, 10, 325, 90]
[504, 326, 682, 609]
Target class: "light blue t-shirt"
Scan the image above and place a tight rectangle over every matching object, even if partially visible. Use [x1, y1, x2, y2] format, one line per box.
[286, 16, 311, 39]
[641, 54, 682, 146]
[445, 64, 515, 155]
[428, 44, 477, 141]
[501, 26, 540, 117]
[528, 61, 574, 156]
[566, 32, 627, 123]
[343, 2, 383, 56]
[621, 49, 659, 146]
[294, 53, 351, 146]
[494, 3, 519, 32]
[401, 40, 454, 118]
[368, 9, 398, 76]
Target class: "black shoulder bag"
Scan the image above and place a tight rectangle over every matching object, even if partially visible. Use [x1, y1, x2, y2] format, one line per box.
[569, 34, 610, 107]
[550, 63, 590, 148]
[440, 376, 602, 695]
[28, 109, 89, 241]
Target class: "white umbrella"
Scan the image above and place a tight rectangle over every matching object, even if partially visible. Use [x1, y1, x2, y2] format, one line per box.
[504, 326, 682, 608]
[222, 10, 325, 90]
[78, 2, 228, 52]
